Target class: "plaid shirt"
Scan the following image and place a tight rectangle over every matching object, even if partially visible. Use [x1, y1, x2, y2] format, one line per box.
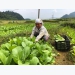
[30, 25, 50, 41]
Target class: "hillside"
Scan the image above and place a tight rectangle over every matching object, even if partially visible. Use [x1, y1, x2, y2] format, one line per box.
[61, 12, 75, 18]
[0, 11, 24, 20]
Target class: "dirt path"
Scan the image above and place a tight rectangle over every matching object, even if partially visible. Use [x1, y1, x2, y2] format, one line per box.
[55, 50, 74, 65]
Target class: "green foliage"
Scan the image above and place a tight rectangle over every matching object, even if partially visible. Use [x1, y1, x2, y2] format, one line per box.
[54, 34, 65, 42]
[1, 20, 75, 65]
[60, 22, 75, 28]
[0, 11, 24, 20]
[0, 23, 33, 37]
[68, 46, 75, 62]
[0, 37, 56, 65]
[30, 57, 40, 65]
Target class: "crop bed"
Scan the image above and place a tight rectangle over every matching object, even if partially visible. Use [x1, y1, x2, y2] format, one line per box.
[0, 20, 75, 65]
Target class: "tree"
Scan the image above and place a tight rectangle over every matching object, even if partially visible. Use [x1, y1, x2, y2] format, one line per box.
[0, 11, 24, 20]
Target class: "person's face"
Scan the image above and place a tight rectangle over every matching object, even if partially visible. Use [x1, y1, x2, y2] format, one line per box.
[35, 23, 42, 29]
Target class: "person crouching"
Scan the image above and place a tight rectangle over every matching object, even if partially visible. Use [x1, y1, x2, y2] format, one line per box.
[30, 19, 50, 42]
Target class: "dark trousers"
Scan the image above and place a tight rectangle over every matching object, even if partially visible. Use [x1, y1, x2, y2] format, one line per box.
[34, 32, 39, 37]
[34, 32, 44, 40]
[34, 32, 49, 41]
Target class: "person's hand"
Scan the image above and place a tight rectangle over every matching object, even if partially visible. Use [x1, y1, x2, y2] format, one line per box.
[30, 36, 33, 38]
[35, 39, 38, 42]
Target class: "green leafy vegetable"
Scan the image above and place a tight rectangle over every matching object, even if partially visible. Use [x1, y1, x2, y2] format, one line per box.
[30, 57, 39, 65]
[0, 37, 56, 65]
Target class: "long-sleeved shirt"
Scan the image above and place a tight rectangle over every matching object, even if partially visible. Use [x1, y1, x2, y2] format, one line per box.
[30, 25, 50, 41]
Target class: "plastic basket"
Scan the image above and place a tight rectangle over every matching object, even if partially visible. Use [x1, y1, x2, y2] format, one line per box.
[55, 35, 70, 51]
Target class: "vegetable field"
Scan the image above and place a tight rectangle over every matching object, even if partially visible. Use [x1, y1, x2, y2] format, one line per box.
[0, 19, 75, 65]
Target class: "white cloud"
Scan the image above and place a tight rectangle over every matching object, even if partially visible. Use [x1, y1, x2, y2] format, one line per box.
[53, 9, 57, 13]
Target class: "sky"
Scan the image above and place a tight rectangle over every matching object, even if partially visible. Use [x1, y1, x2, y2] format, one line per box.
[0, 0, 75, 19]
[0, 9, 75, 19]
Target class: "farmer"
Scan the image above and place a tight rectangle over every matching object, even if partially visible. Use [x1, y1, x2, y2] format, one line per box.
[30, 19, 50, 42]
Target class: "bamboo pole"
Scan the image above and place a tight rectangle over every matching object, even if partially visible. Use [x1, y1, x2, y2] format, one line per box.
[38, 9, 40, 18]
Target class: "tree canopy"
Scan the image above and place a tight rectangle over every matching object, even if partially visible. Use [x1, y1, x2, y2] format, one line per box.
[0, 11, 24, 20]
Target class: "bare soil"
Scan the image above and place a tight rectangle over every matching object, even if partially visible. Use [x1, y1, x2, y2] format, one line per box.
[55, 50, 74, 65]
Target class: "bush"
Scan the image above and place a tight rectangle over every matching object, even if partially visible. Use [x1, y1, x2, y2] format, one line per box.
[60, 22, 75, 28]
[25, 20, 34, 23]
[43, 20, 59, 23]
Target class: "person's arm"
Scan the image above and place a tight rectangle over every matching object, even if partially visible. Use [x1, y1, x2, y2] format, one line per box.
[30, 27, 35, 38]
[35, 29, 45, 41]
